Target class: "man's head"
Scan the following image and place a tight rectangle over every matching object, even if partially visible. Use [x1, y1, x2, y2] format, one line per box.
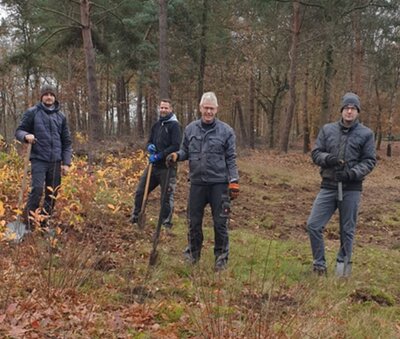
[40, 85, 57, 107]
[159, 98, 172, 117]
[199, 92, 218, 124]
[340, 92, 360, 126]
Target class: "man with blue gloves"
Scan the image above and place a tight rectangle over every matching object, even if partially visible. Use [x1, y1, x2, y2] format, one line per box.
[130, 99, 181, 229]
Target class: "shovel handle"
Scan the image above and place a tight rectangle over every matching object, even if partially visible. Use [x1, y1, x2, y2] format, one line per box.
[338, 181, 343, 202]
[140, 163, 153, 214]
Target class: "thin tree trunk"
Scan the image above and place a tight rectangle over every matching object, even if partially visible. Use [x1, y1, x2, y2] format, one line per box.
[159, 0, 170, 99]
[302, 69, 311, 153]
[249, 73, 255, 149]
[320, 44, 334, 126]
[80, 0, 103, 142]
[197, 0, 208, 105]
[279, 0, 301, 153]
[136, 73, 144, 139]
[235, 97, 247, 144]
[374, 80, 382, 150]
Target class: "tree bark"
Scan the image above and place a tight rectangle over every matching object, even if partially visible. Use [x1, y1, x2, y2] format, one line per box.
[249, 73, 255, 149]
[159, 0, 170, 99]
[197, 0, 208, 105]
[80, 0, 103, 141]
[279, 0, 301, 153]
[302, 69, 311, 153]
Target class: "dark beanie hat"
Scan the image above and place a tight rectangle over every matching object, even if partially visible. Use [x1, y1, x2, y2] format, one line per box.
[341, 92, 360, 112]
[40, 85, 57, 100]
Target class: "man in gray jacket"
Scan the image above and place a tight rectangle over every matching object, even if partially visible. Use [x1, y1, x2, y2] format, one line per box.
[307, 92, 376, 277]
[166, 92, 239, 271]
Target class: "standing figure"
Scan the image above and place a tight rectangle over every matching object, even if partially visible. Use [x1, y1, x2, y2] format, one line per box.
[130, 99, 181, 229]
[15, 85, 72, 229]
[166, 92, 239, 271]
[307, 92, 376, 277]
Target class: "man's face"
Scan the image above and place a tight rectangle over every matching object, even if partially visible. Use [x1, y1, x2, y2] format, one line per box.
[200, 101, 218, 124]
[341, 105, 359, 125]
[41, 93, 56, 107]
[159, 101, 172, 117]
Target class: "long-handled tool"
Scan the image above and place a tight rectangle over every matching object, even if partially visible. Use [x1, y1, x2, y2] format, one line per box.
[137, 163, 153, 229]
[149, 165, 173, 266]
[5, 143, 32, 242]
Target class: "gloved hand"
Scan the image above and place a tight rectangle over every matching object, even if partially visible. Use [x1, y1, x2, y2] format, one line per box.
[325, 154, 340, 167]
[335, 170, 354, 182]
[166, 152, 178, 167]
[149, 152, 162, 163]
[147, 144, 157, 154]
[228, 181, 239, 200]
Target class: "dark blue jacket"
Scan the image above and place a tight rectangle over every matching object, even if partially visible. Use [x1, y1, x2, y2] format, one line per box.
[15, 101, 72, 165]
[312, 119, 376, 191]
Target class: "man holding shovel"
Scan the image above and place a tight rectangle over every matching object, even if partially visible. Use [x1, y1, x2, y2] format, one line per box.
[15, 84, 72, 230]
[166, 92, 239, 272]
[307, 92, 376, 277]
[130, 99, 181, 229]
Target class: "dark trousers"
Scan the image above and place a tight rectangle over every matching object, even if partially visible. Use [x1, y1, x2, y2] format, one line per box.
[25, 159, 61, 228]
[185, 183, 230, 263]
[133, 165, 176, 225]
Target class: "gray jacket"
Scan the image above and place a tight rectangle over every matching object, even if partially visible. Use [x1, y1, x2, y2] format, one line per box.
[177, 118, 239, 184]
[312, 119, 376, 191]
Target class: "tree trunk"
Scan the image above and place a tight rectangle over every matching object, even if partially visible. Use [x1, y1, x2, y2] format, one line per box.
[67, 50, 77, 141]
[320, 44, 334, 126]
[374, 80, 382, 150]
[80, 0, 103, 142]
[302, 69, 311, 153]
[197, 0, 209, 105]
[279, 0, 301, 153]
[249, 73, 255, 149]
[159, 0, 170, 99]
[136, 73, 144, 139]
[352, 1, 363, 96]
[235, 97, 247, 144]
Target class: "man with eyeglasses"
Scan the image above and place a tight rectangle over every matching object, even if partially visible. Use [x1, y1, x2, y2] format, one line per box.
[166, 92, 239, 272]
[306, 92, 376, 277]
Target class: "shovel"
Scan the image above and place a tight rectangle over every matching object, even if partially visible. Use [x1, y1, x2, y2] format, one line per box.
[5, 143, 32, 243]
[149, 165, 173, 266]
[137, 163, 153, 229]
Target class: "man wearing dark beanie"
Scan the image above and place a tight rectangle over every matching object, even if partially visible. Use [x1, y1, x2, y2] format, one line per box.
[15, 84, 72, 230]
[306, 92, 376, 277]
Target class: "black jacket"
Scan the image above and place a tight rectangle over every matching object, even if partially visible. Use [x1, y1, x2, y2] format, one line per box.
[148, 113, 181, 168]
[15, 101, 72, 165]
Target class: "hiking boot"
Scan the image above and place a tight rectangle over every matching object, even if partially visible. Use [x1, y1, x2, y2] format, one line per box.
[183, 251, 199, 265]
[130, 214, 139, 224]
[313, 266, 327, 276]
[214, 260, 227, 272]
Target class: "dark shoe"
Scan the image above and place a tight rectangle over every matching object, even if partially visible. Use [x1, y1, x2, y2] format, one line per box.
[313, 266, 327, 276]
[215, 260, 228, 272]
[130, 214, 139, 224]
[183, 251, 198, 265]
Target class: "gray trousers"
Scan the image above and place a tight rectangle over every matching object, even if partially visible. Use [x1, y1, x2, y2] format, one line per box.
[307, 188, 361, 269]
[185, 183, 230, 264]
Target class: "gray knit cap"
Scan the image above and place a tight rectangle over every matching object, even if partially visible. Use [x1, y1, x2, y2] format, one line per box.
[341, 92, 360, 112]
[40, 85, 57, 100]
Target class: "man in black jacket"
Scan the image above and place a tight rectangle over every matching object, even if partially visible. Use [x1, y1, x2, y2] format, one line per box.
[15, 84, 72, 230]
[307, 92, 376, 277]
[130, 99, 181, 229]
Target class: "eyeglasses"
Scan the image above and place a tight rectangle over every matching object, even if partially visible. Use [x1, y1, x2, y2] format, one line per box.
[343, 106, 357, 112]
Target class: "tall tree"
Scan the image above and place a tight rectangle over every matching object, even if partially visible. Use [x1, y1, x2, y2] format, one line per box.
[159, 0, 169, 98]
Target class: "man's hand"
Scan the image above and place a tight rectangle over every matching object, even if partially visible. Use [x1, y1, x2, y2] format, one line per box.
[25, 134, 36, 144]
[166, 152, 178, 167]
[228, 181, 239, 200]
[61, 165, 70, 176]
[335, 170, 354, 182]
[147, 144, 157, 154]
[149, 152, 162, 164]
[325, 154, 341, 167]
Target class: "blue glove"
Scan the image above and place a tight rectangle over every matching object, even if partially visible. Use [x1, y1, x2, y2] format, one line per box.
[147, 144, 157, 154]
[149, 152, 163, 163]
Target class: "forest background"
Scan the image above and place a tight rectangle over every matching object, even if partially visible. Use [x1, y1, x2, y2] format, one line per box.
[0, 0, 399, 338]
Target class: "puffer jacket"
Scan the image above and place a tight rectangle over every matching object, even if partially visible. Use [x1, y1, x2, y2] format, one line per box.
[148, 113, 181, 169]
[177, 118, 239, 184]
[312, 119, 376, 191]
[15, 101, 72, 165]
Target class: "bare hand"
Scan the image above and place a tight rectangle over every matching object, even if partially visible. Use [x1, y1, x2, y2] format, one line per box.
[25, 134, 36, 144]
[61, 165, 70, 176]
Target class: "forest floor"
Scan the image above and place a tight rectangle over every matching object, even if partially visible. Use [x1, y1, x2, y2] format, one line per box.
[0, 141, 399, 338]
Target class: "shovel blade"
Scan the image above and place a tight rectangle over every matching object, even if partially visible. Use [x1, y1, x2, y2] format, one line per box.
[5, 220, 29, 243]
[137, 212, 146, 229]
